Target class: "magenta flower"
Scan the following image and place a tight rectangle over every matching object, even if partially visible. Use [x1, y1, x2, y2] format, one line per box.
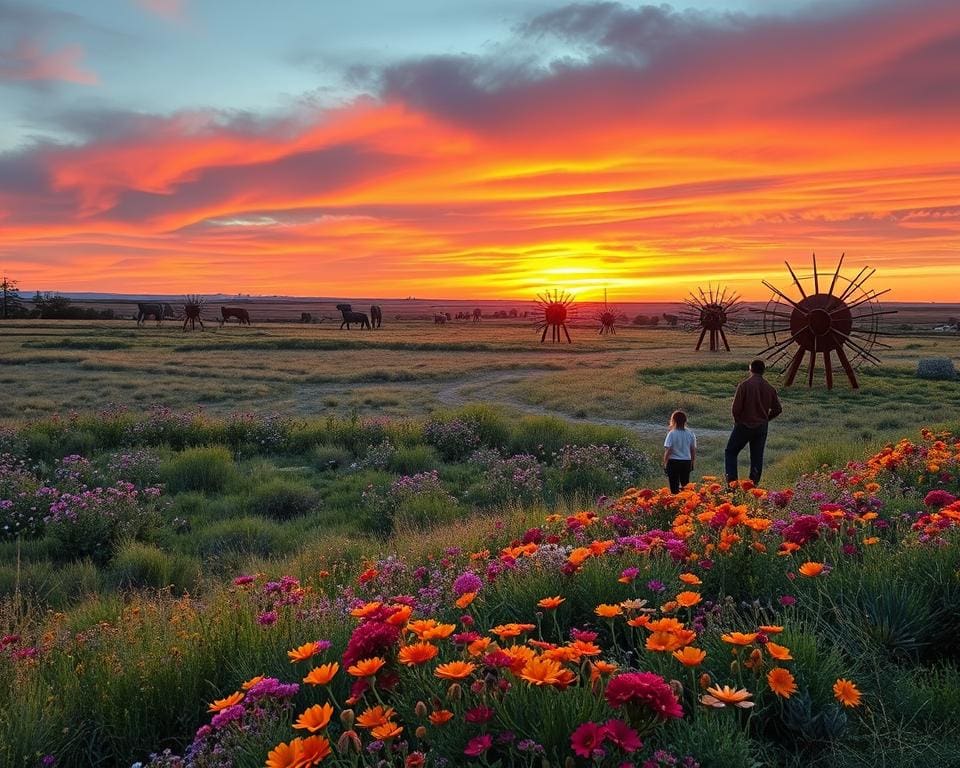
[570, 722, 606, 758]
[464, 734, 493, 757]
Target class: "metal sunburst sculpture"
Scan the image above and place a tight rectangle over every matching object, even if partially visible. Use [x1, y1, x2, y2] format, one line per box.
[182, 295, 206, 331]
[596, 289, 623, 335]
[754, 253, 895, 389]
[535, 289, 576, 343]
[680, 284, 743, 351]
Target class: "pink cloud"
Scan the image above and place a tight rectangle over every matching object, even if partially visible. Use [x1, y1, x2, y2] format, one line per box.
[134, 0, 186, 22]
[0, 39, 97, 85]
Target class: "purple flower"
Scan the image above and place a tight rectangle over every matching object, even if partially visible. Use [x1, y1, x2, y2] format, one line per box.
[453, 571, 483, 597]
[647, 579, 666, 593]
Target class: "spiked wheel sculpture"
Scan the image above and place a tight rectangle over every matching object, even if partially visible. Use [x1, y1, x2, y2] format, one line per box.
[755, 254, 895, 389]
[681, 285, 743, 351]
[535, 289, 576, 343]
[182, 295, 206, 331]
[596, 289, 622, 335]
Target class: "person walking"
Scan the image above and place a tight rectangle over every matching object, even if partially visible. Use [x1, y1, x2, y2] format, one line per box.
[725, 359, 782, 485]
[663, 410, 696, 494]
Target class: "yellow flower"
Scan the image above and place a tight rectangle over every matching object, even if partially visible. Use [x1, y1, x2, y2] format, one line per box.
[798, 562, 826, 577]
[208, 691, 244, 712]
[767, 667, 797, 698]
[303, 662, 339, 686]
[434, 661, 476, 680]
[347, 657, 386, 677]
[672, 646, 707, 667]
[397, 642, 439, 666]
[833, 678, 862, 707]
[294, 703, 335, 732]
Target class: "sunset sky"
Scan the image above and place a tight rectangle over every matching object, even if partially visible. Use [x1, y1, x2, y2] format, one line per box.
[1, 0, 959, 301]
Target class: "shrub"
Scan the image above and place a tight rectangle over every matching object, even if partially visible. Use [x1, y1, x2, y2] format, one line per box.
[468, 448, 544, 505]
[388, 444, 438, 474]
[161, 446, 238, 494]
[549, 442, 654, 497]
[193, 516, 293, 562]
[311, 444, 353, 470]
[361, 470, 458, 535]
[424, 417, 481, 461]
[97, 448, 162, 487]
[916, 358, 957, 380]
[0, 453, 43, 540]
[109, 541, 199, 592]
[360, 438, 395, 470]
[245, 479, 319, 521]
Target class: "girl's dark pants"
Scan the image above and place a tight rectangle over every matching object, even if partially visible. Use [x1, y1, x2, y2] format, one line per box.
[666, 459, 692, 493]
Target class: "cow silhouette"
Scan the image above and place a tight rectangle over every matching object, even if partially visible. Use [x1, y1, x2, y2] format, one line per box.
[220, 307, 251, 326]
[136, 302, 175, 326]
[370, 305, 383, 329]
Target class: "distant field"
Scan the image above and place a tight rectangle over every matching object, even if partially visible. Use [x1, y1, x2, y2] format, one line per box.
[2, 317, 958, 485]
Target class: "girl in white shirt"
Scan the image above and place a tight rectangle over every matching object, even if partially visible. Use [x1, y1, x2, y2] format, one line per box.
[663, 410, 696, 493]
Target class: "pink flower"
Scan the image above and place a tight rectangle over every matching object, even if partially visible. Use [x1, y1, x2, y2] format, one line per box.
[570, 722, 606, 758]
[924, 490, 957, 509]
[256, 611, 277, 626]
[604, 672, 683, 720]
[603, 719, 643, 752]
[464, 734, 493, 757]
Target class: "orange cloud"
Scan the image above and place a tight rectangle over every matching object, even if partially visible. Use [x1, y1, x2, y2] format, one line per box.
[2, 1, 960, 300]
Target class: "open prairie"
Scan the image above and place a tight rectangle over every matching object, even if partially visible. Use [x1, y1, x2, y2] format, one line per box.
[2, 316, 958, 485]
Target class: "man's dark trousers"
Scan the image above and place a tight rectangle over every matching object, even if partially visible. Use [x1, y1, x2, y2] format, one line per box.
[724, 423, 768, 484]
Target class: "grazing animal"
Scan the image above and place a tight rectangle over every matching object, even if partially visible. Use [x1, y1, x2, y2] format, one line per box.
[136, 302, 175, 326]
[370, 304, 383, 329]
[220, 307, 250, 326]
[663, 313, 679, 327]
[337, 303, 371, 330]
[434, 313, 447, 325]
[473, 308, 482, 322]
[301, 312, 313, 323]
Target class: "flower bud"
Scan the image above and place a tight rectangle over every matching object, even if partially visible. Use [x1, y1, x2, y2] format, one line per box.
[446, 683, 462, 701]
[669, 679, 683, 699]
[415, 701, 428, 718]
[340, 708, 355, 729]
[337, 729, 361, 754]
[698, 673, 711, 690]
[415, 726, 427, 740]
[730, 660, 740, 675]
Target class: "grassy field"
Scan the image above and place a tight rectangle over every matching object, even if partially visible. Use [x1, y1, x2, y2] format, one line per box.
[2, 318, 958, 486]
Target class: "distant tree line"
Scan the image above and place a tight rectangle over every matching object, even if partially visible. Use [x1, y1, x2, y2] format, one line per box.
[0, 277, 114, 320]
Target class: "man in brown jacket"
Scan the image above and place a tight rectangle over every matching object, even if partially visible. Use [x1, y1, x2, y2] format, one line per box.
[724, 359, 782, 485]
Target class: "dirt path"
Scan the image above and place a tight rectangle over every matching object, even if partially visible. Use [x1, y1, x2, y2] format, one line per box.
[435, 368, 729, 437]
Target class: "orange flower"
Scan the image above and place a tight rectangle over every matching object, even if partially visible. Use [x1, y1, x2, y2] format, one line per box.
[490, 623, 536, 639]
[646, 631, 685, 653]
[675, 591, 702, 608]
[296, 735, 332, 767]
[398, 642, 439, 666]
[304, 662, 339, 686]
[356, 705, 396, 729]
[672, 646, 707, 666]
[428, 709, 454, 725]
[288, 642, 324, 663]
[627, 615, 651, 628]
[765, 642, 793, 661]
[350, 602, 382, 618]
[767, 667, 797, 698]
[721, 632, 759, 646]
[208, 691, 244, 712]
[371, 722, 403, 740]
[294, 703, 335, 732]
[519, 656, 565, 686]
[434, 661, 476, 680]
[646, 617, 684, 633]
[538, 596, 565, 610]
[590, 660, 618, 681]
[595, 604, 623, 618]
[499, 645, 536, 673]
[242, 675, 265, 690]
[863, 536, 880, 545]
[266, 739, 301, 768]
[798, 562, 826, 577]
[701, 685, 755, 708]
[758, 625, 784, 634]
[568, 639, 602, 657]
[679, 573, 702, 585]
[347, 657, 386, 677]
[466, 637, 492, 656]
[455, 592, 477, 609]
[385, 605, 414, 625]
[420, 623, 456, 640]
[833, 678, 862, 707]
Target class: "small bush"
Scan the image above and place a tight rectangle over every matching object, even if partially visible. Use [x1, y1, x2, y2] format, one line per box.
[109, 541, 200, 592]
[311, 444, 353, 470]
[424, 418, 481, 461]
[161, 446, 238, 494]
[245, 479, 319, 521]
[388, 444, 438, 474]
[193, 516, 293, 562]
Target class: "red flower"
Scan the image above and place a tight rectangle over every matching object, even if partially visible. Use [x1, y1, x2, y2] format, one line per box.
[604, 672, 683, 720]
[924, 490, 957, 509]
[603, 719, 643, 752]
[570, 722, 606, 758]
[343, 620, 401, 667]
[464, 734, 493, 757]
[465, 706, 495, 724]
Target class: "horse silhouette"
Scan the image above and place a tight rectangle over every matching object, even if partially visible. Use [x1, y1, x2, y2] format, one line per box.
[337, 303, 370, 329]
[473, 308, 482, 322]
[370, 305, 382, 329]
[136, 302, 175, 326]
[220, 307, 250, 326]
